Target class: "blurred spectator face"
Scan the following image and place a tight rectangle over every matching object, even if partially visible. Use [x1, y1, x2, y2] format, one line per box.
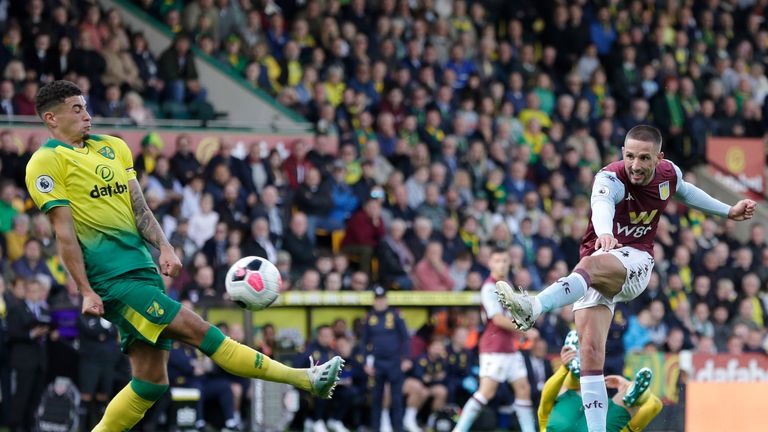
[427, 338, 446, 358]
[24, 240, 41, 262]
[514, 268, 532, 288]
[535, 246, 553, 269]
[213, 222, 228, 241]
[349, 271, 368, 291]
[713, 306, 729, 324]
[325, 272, 342, 291]
[389, 219, 406, 240]
[174, 35, 190, 54]
[738, 299, 754, 320]
[649, 301, 665, 322]
[26, 280, 46, 302]
[305, 167, 321, 188]
[727, 336, 744, 355]
[425, 241, 443, 262]
[333, 254, 349, 273]
[510, 161, 526, 181]
[301, 270, 321, 291]
[716, 279, 735, 301]
[466, 271, 483, 291]
[364, 198, 382, 219]
[336, 336, 352, 357]
[290, 213, 308, 236]
[225, 246, 241, 265]
[0, 81, 13, 100]
[746, 330, 765, 351]
[251, 218, 269, 239]
[442, 217, 458, 238]
[694, 303, 710, 322]
[751, 224, 765, 245]
[196, 266, 214, 289]
[666, 328, 684, 353]
[414, 217, 432, 240]
[523, 191, 538, 210]
[693, 276, 710, 297]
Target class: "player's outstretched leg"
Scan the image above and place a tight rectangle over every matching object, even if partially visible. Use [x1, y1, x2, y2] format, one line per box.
[199, 325, 344, 399]
[495, 269, 591, 330]
[622, 367, 653, 407]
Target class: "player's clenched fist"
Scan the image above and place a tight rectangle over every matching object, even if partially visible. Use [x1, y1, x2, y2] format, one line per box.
[160, 245, 183, 277]
[595, 233, 623, 251]
[728, 199, 757, 221]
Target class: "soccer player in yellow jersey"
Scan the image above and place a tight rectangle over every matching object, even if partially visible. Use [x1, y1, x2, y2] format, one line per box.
[25, 80, 344, 432]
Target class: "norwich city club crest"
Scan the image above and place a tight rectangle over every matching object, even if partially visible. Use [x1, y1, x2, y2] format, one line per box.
[98, 146, 116, 160]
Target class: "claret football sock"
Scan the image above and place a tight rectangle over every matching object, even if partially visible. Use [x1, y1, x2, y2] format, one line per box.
[200, 325, 312, 391]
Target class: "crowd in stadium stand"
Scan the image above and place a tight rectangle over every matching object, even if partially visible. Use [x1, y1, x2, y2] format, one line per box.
[2, 0, 768, 431]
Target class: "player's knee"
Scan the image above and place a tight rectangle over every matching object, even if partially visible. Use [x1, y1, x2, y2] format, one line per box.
[512, 379, 530, 398]
[576, 255, 597, 277]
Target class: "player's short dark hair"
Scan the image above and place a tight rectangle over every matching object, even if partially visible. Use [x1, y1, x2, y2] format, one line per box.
[35, 80, 82, 117]
[490, 247, 508, 256]
[625, 125, 663, 152]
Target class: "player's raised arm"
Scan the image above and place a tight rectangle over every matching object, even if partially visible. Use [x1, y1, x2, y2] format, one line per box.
[671, 162, 757, 220]
[48, 206, 104, 316]
[127, 179, 182, 277]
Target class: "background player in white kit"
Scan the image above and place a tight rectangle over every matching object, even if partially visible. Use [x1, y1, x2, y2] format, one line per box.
[496, 125, 756, 432]
[453, 248, 537, 432]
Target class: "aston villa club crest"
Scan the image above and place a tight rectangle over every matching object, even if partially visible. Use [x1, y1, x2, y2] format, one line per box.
[98, 146, 116, 160]
[658, 181, 670, 200]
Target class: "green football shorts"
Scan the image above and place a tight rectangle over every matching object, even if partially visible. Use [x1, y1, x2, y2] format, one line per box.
[94, 268, 182, 353]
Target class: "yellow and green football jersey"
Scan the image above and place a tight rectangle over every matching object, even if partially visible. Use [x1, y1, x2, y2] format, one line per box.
[25, 134, 155, 283]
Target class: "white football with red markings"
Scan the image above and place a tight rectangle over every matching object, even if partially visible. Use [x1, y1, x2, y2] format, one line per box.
[225, 256, 282, 311]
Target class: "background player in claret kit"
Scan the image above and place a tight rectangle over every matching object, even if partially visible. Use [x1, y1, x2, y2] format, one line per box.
[452, 248, 537, 432]
[24, 80, 344, 432]
[496, 125, 756, 432]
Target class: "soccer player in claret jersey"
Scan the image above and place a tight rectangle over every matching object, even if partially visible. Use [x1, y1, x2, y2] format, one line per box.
[25, 80, 344, 432]
[496, 125, 756, 432]
[452, 248, 537, 432]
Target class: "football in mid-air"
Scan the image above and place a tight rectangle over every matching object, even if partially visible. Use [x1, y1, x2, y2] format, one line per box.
[225, 256, 282, 311]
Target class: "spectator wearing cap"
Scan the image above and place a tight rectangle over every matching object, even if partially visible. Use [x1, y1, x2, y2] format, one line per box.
[412, 240, 454, 292]
[361, 286, 411, 432]
[341, 194, 385, 276]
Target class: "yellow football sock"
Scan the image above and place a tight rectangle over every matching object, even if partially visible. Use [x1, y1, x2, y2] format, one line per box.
[202, 326, 311, 391]
[92, 378, 167, 432]
[621, 394, 663, 432]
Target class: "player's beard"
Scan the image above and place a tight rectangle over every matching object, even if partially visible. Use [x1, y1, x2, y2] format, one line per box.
[82, 132, 90, 141]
